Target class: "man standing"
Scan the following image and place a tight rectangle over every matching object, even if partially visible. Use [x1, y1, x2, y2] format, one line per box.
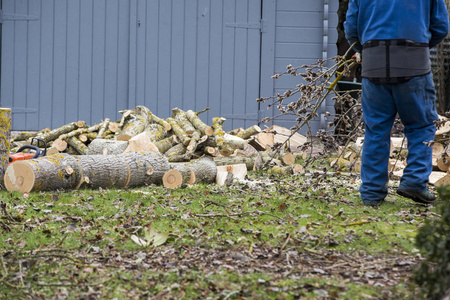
[345, 0, 449, 206]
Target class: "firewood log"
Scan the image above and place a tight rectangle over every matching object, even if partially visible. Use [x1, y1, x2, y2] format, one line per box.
[67, 136, 88, 155]
[144, 124, 167, 142]
[117, 106, 152, 141]
[204, 146, 220, 157]
[53, 138, 68, 152]
[185, 109, 213, 136]
[223, 133, 247, 150]
[227, 128, 244, 136]
[96, 118, 110, 139]
[151, 114, 172, 131]
[154, 136, 178, 154]
[164, 143, 187, 160]
[123, 151, 170, 187]
[87, 139, 128, 155]
[212, 117, 234, 156]
[236, 125, 262, 140]
[185, 131, 202, 159]
[11, 131, 37, 142]
[214, 156, 262, 171]
[172, 107, 196, 135]
[181, 157, 217, 184]
[76, 155, 130, 189]
[37, 122, 84, 143]
[163, 163, 196, 188]
[166, 117, 191, 146]
[0, 108, 11, 189]
[5, 153, 83, 192]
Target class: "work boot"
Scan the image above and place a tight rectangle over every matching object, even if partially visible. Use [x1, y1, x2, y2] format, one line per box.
[396, 187, 436, 205]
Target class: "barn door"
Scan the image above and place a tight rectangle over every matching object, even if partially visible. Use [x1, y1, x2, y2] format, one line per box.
[131, 0, 263, 130]
[0, 0, 40, 130]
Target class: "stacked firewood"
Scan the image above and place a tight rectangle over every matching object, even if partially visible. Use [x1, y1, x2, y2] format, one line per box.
[6, 106, 307, 192]
[334, 115, 450, 187]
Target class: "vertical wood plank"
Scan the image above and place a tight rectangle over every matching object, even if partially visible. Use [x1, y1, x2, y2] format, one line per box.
[12, 0, 28, 129]
[78, 0, 93, 125]
[39, 0, 55, 129]
[52, 0, 67, 129]
[220, 0, 236, 129]
[91, 0, 107, 123]
[245, 0, 262, 128]
[143, 0, 159, 113]
[0, 1, 15, 118]
[157, 0, 172, 117]
[195, 0, 210, 118]
[104, 0, 119, 118]
[26, 0, 41, 129]
[134, 0, 146, 108]
[66, 0, 81, 124]
[116, 0, 130, 114]
[170, 0, 184, 112]
[183, 0, 198, 116]
[232, 0, 249, 130]
[207, 0, 223, 126]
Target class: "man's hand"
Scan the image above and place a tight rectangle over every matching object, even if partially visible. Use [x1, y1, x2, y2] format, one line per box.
[352, 52, 362, 64]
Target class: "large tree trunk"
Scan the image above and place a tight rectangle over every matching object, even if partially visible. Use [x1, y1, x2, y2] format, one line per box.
[5, 153, 83, 193]
[123, 151, 170, 187]
[0, 108, 11, 189]
[76, 155, 130, 189]
[87, 139, 128, 155]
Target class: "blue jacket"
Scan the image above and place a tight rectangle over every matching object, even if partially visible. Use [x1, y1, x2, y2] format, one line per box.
[345, 0, 449, 52]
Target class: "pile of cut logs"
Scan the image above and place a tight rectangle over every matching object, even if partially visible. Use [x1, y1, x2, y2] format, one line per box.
[5, 106, 308, 193]
[332, 115, 450, 187]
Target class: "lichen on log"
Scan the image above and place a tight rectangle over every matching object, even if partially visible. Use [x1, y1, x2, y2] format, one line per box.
[166, 117, 191, 146]
[0, 108, 11, 189]
[123, 151, 170, 187]
[37, 122, 81, 143]
[145, 124, 167, 142]
[76, 155, 130, 189]
[5, 153, 83, 192]
[153, 136, 178, 154]
[67, 136, 88, 155]
[236, 125, 262, 140]
[151, 114, 172, 131]
[172, 107, 196, 135]
[212, 117, 234, 156]
[164, 143, 187, 159]
[87, 139, 128, 155]
[185, 109, 213, 136]
[96, 118, 110, 139]
[117, 106, 152, 141]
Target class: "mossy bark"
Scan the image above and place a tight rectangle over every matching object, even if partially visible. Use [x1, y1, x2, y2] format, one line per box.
[0, 108, 11, 189]
[5, 153, 83, 192]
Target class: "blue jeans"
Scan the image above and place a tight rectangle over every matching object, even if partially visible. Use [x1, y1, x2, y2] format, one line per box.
[360, 73, 438, 203]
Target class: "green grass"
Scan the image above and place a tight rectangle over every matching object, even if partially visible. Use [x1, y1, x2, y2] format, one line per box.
[0, 168, 438, 299]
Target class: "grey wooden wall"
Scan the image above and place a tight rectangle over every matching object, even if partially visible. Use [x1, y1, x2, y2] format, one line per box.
[0, 0, 338, 132]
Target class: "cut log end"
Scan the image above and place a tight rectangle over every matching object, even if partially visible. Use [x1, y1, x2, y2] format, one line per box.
[204, 126, 213, 136]
[281, 153, 296, 166]
[4, 162, 36, 193]
[53, 139, 68, 152]
[163, 169, 183, 188]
